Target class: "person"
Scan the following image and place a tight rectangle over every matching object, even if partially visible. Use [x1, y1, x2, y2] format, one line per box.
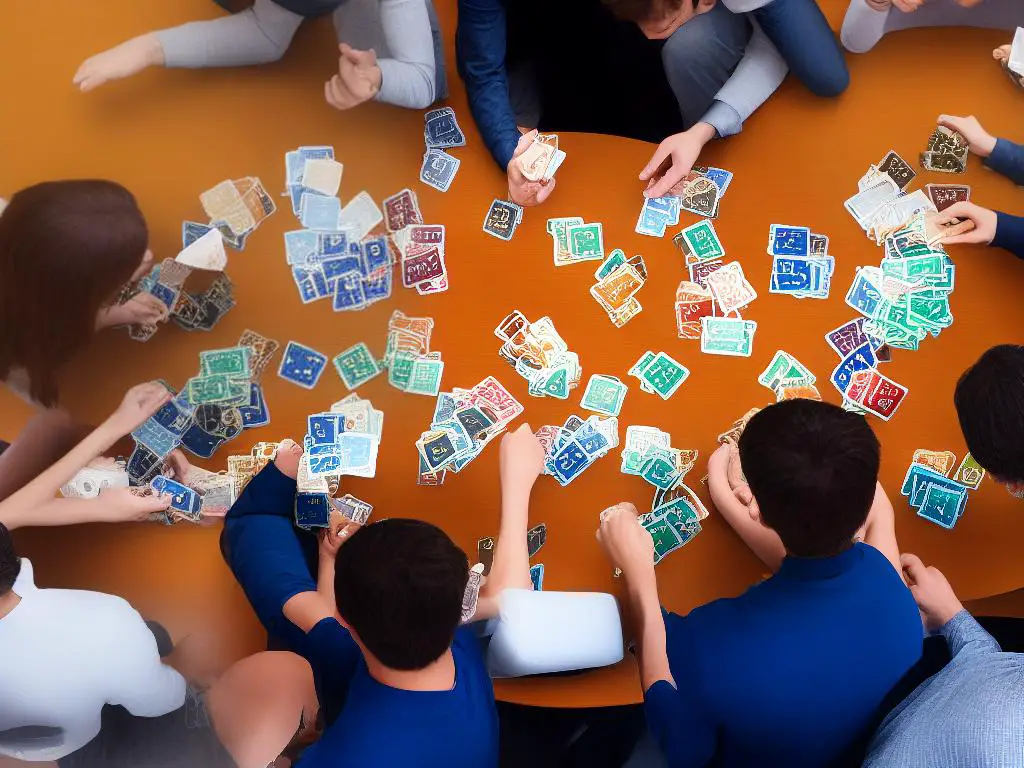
[458, 0, 781, 206]
[596, 399, 923, 767]
[954, 344, 1024, 497]
[0, 181, 182, 503]
[73, 0, 446, 111]
[863, 553, 1024, 767]
[0, 521, 319, 768]
[221, 439, 500, 766]
[927, 115, 1024, 259]
[841, 0, 1021, 54]
[0, 382, 180, 531]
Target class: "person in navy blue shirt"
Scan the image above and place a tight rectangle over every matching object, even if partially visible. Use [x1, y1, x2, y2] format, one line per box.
[596, 400, 923, 768]
[221, 440, 499, 768]
[928, 114, 1024, 260]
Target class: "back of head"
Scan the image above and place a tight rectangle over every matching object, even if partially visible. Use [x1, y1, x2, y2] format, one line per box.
[334, 518, 468, 671]
[0, 523, 21, 597]
[0, 180, 148, 406]
[954, 344, 1024, 484]
[602, 0, 689, 23]
[739, 400, 880, 558]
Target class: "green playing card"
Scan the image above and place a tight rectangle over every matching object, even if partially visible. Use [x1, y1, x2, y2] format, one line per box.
[388, 352, 416, 390]
[581, 374, 627, 416]
[405, 357, 445, 396]
[333, 342, 382, 390]
[199, 346, 251, 377]
[952, 453, 986, 490]
[642, 514, 684, 564]
[701, 317, 756, 357]
[541, 367, 570, 399]
[640, 352, 689, 399]
[641, 451, 678, 490]
[679, 220, 724, 262]
[595, 249, 628, 281]
[568, 223, 604, 260]
[186, 373, 232, 404]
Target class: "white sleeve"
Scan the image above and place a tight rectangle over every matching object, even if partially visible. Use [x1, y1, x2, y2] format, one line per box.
[840, 0, 891, 53]
[365, 0, 437, 109]
[106, 601, 186, 717]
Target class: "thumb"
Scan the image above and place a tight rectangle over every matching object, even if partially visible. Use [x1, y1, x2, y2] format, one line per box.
[348, 48, 377, 68]
[511, 130, 538, 161]
[640, 141, 673, 181]
[938, 201, 977, 222]
[536, 176, 557, 204]
[142, 492, 174, 512]
[936, 114, 963, 132]
[900, 553, 927, 585]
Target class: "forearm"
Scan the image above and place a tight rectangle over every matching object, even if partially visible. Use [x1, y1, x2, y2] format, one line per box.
[985, 138, 1024, 186]
[992, 211, 1024, 259]
[375, 0, 437, 108]
[840, 0, 889, 54]
[482, 485, 532, 599]
[0, 495, 115, 531]
[624, 571, 673, 691]
[862, 482, 901, 574]
[317, 554, 338, 615]
[943, 609, 1000, 657]
[705, 20, 787, 137]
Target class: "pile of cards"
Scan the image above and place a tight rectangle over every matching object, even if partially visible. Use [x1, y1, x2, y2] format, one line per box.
[295, 491, 374, 531]
[420, 107, 466, 192]
[494, 310, 581, 399]
[302, 401, 383, 480]
[656, 165, 733, 219]
[284, 145, 343, 215]
[226, 442, 277, 501]
[621, 425, 699, 492]
[846, 154, 936, 240]
[484, 199, 524, 241]
[639, 486, 706, 565]
[766, 225, 834, 299]
[548, 218, 604, 265]
[200, 177, 276, 238]
[517, 133, 566, 183]
[828, 335, 908, 420]
[287, 229, 393, 310]
[535, 414, 618, 487]
[757, 351, 821, 401]
[184, 220, 246, 253]
[635, 195, 681, 238]
[591, 249, 646, 326]
[394, 223, 448, 296]
[674, 281, 716, 340]
[382, 311, 444, 396]
[417, 376, 524, 485]
[580, 374, 628, 417]
[920, 126, 969, 174]
[903, 450, 985, 529]
[716, 407, 761, 445]
[629, 351, 689, 400]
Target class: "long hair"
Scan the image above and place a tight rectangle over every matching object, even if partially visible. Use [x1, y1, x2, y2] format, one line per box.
[0, 180, 148, 406]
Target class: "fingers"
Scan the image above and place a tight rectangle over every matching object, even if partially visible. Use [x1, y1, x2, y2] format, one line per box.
[640, 141, 673, 181]
[900, 553, 927, 585]
[938, 201, 978, 221]
[535, 176, 556, 204]
[346, 47, 378, 67]
[646, 169, 685, 200]
[735, 484, 753, 506]
[144, 492, 173, 512]
[510, 130, 538, 161]
[516, 423, 532, 434]
[325, 76, 352, 110]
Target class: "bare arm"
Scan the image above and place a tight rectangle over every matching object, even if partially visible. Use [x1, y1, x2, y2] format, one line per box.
[861, 482, 901, 574]
[625, 568, 674, 691]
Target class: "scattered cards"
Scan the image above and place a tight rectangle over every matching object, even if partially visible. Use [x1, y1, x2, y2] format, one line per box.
[495, 310, 581, 399]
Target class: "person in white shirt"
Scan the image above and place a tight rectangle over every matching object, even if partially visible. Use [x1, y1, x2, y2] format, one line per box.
[841, 0, 1021, 54]
[0, 523, 320, 768]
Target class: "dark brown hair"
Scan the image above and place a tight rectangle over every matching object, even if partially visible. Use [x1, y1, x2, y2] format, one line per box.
[0, 180, 148, 406]
[602, 0, 693, 23]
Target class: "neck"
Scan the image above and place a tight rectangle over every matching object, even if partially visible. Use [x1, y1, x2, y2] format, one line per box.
[366, 648, 456, 692]
[0, 591, 21, 619]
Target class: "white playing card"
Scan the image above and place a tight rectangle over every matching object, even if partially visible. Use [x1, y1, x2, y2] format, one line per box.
[302, 158, 344, 196]
[339, 191, 383, 241]
[175, 228, 227, 271]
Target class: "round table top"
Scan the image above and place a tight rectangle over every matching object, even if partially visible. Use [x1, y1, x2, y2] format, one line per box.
[3, 2, 1023, 708]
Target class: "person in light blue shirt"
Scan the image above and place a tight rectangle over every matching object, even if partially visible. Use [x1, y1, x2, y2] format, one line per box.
[865, 553, 1024, 768]
[597, 400, 923, 768]
[221, 440, 499, 768]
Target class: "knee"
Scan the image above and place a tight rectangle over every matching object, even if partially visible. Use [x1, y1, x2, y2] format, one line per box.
[808, 64, 850, 98]
[661, 7, 746, 73]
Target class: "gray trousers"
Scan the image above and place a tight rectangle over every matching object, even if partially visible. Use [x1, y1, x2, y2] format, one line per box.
[156, 0, 447, 101]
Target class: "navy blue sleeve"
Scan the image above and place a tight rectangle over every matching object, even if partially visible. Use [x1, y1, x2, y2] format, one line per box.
[993, 211, 1024, 260]
[642, 612, 717, 768]
[456, 0, 521, 170]
[985, 138, 1024, 186]
[305, 618, 363, 727]
[222, 464, 315, 638]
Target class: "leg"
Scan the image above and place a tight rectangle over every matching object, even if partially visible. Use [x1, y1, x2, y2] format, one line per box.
[661, 3, 752, 131]
[751, 0, 849, 97]
[73, 0, 303, 92]
[0, 409, 91, 502]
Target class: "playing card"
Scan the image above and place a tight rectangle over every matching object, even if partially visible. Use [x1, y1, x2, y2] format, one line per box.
[419, 149, 460, 192]
[278, 341, 328, 389]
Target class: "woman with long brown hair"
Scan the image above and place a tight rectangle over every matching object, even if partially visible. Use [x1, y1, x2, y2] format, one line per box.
[0, 181, 177, 525]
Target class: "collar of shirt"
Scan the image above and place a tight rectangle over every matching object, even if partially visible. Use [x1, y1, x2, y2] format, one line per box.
[775, 543, 864, 581]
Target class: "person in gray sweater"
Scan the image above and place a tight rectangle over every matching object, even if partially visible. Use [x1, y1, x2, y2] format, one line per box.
[74, 0, 446, 111]
[864, 552, 1024, 768]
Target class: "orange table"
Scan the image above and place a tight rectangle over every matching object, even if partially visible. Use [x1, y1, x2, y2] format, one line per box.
[2, 2, 1023, 708]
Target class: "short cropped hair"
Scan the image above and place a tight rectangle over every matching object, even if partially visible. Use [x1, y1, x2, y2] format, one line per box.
[954, 344, 1024, 483]
[739, 400, 880, 558]
[0, 523, 21, 597]
[602, 0, 696, 23]
[334, 518, 468, 671]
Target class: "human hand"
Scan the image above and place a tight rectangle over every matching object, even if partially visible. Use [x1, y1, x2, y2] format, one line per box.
[163, 449, 192, 484]
[892, 0, 924, 11]
[937, 114, 997, 157]
[324, 44, 381, 111]
[640, 123, 715, 199]
[935, 201, 997, 246]
[104, 382, 172, 437]
[901, 553, 964, 632]
[596, 502, 655, 578]
[98, 486, 172, 523]
[507, 130, 557, 207]
[319, 514, 361, 559]
[864, 0, 892, 9]
[99, 293, 168, 329]
[500, 424, 546, 495]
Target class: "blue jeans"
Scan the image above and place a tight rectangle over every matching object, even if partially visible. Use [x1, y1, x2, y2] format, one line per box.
[752, 0, 849, 97]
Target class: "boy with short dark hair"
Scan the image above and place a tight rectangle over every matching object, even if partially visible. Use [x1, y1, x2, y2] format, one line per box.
[597, 399, 922, 767]
[954, 343, 1024, 496]
[222, 440, 499, 767]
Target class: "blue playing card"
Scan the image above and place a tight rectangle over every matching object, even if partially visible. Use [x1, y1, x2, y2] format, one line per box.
[419, 149, 461, 192]
[284, 230, 319, 265]
[292, 266, 321, 304]
[179, 423, 224, 459]
[361, 236, 390, 276]
[322, 255, 362, 285]
[126, 445, 162, 484]
[770, 256, 814, 293]
[574, 422, 610, 458]
[846, 269, 883, 318]
[152, 395, 195, 436]
[830, 343, 878, 396]
[308, 453, 342, 476]
[703, 167, 733, 195]
[295, 492, 332, 529]
[300, 193, 342, 231]
[239, 383, 270, 429]
[424, 108, 466, 148]
[332, 271, 367, 312]
[339, 433, 375, 470]
[318, 232, 349, 258]
[182, 221, 213, 248]
[131, 418, 179, 459]
[768, 225, 810, 257]
[308, 414, 340, 446]
[530, 563, 545, 591]
[151, 475, 201, 516]
[551, 440, 591, 487]
[278, 341, 328, 389]
[916, 483, 968, 529]
[149, 282, 179, 311]
[362, 271, 392, 304]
